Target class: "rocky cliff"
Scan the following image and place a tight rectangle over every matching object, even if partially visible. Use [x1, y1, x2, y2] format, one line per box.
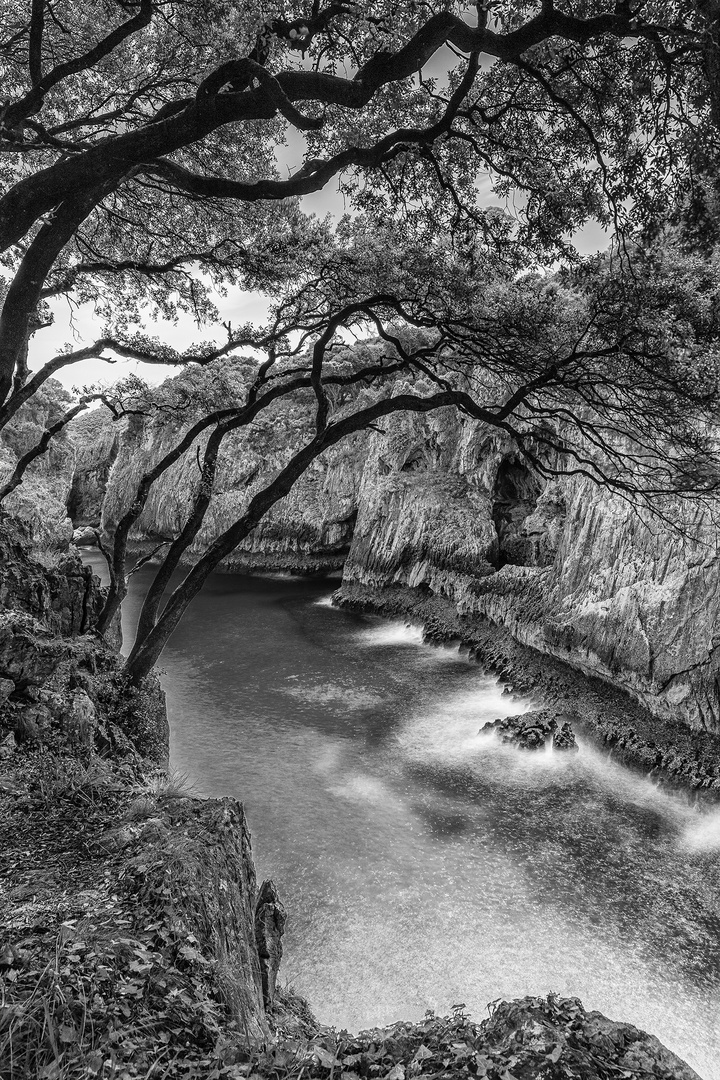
[82, 368, 720, 734]
[66, 406, 119, 528]
[341, 409, 720, 733]
[99, 374, 365, 573]
[0, 510, 294, 1075]
[0, 379, 78, 550]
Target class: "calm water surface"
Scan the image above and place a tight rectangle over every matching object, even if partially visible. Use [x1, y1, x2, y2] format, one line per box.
[86, 555, 720, 1078]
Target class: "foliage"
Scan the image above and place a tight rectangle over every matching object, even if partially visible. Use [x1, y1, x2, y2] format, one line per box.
[1, 748, 254, 1080]
[3, 0, 720, 679]
[0, 0, 718, 397]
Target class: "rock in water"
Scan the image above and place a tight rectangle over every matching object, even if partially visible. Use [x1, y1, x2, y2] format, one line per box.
[481, 709, 579, 752]
[553, 719, 578, 751]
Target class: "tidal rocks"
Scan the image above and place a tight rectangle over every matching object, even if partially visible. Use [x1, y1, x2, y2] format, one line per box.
[481, 709, 579, 752]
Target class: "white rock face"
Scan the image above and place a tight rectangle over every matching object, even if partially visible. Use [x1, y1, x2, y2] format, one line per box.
[342, 411, 720, 733]
[102, 413, 366, 572]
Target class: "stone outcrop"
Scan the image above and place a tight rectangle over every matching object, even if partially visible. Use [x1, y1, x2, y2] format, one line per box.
[0, 513, 108, 636]
[481, 709, 579, 752]
[479, 995, 701, 1080]
[254, 878, 287, 1008]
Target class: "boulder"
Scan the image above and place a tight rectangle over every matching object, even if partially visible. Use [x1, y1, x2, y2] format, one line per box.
[553, 720, 578, 752]
[72, 526, 99, 547]
[481, 709, 579, 752]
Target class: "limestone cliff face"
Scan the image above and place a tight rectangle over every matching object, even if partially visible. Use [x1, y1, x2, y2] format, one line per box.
[528, 481, 720, 730]
[66, 407, 119, 527]
[102, 407, 364, 573]
[341, 409, 720, 733]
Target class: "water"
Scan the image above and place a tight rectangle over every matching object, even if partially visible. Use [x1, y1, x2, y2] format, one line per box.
[85, 555, 720, 1077]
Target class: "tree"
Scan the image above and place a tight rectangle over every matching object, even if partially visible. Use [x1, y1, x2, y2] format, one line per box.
[1, 0, 719, 409]
[77, 233, 720, 683]
[2, 0, 720, 679]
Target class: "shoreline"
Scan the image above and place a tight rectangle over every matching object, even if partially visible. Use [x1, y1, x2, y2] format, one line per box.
[334, 582, 720, 796]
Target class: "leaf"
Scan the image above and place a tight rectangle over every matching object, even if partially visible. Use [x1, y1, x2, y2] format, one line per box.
[385, 1066, 405, 1080]
[311, 1045, 337, 1069]
[59, 1023, 78, 1043]
[547, 1044, 563, 1064]
[412, 1045, 433, 1062]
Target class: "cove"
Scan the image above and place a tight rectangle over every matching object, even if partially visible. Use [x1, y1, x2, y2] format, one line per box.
[84, 553, 720, 1079]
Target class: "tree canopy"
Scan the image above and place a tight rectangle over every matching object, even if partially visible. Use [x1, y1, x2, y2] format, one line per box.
[2, 0, 720, 678]
[1, 0, 719, 404]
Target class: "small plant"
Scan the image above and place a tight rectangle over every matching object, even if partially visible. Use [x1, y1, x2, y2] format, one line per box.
[145, 768, 197, 801]
[33, 752, 122, 808]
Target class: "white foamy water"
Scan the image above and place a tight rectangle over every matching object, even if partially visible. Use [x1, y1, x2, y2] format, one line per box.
[313, 594, 338, 608]
[681, 805, 720, 851]
[357, 620, 425, 647]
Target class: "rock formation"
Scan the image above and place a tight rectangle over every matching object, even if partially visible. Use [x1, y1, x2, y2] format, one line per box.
[481, 709, 579, 752]
[0, 508, 289, 1069]
[340, 408, 720, 733]
[98, 367, 364, 574]
[0, 379, 77, 550]
[66, 406, 119, 528]
[73, 365, 720, 734]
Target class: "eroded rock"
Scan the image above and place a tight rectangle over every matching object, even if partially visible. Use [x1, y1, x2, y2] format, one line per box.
[481, 709, 579, 752]
[255, 878, 287, 1008]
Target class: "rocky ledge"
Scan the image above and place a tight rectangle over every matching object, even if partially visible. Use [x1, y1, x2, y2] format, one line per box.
[336, 583, 720, 793]
[0, 745, 306, 1078]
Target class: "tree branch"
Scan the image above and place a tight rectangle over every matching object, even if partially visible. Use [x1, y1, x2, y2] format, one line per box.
[1, 0, 153, 130]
